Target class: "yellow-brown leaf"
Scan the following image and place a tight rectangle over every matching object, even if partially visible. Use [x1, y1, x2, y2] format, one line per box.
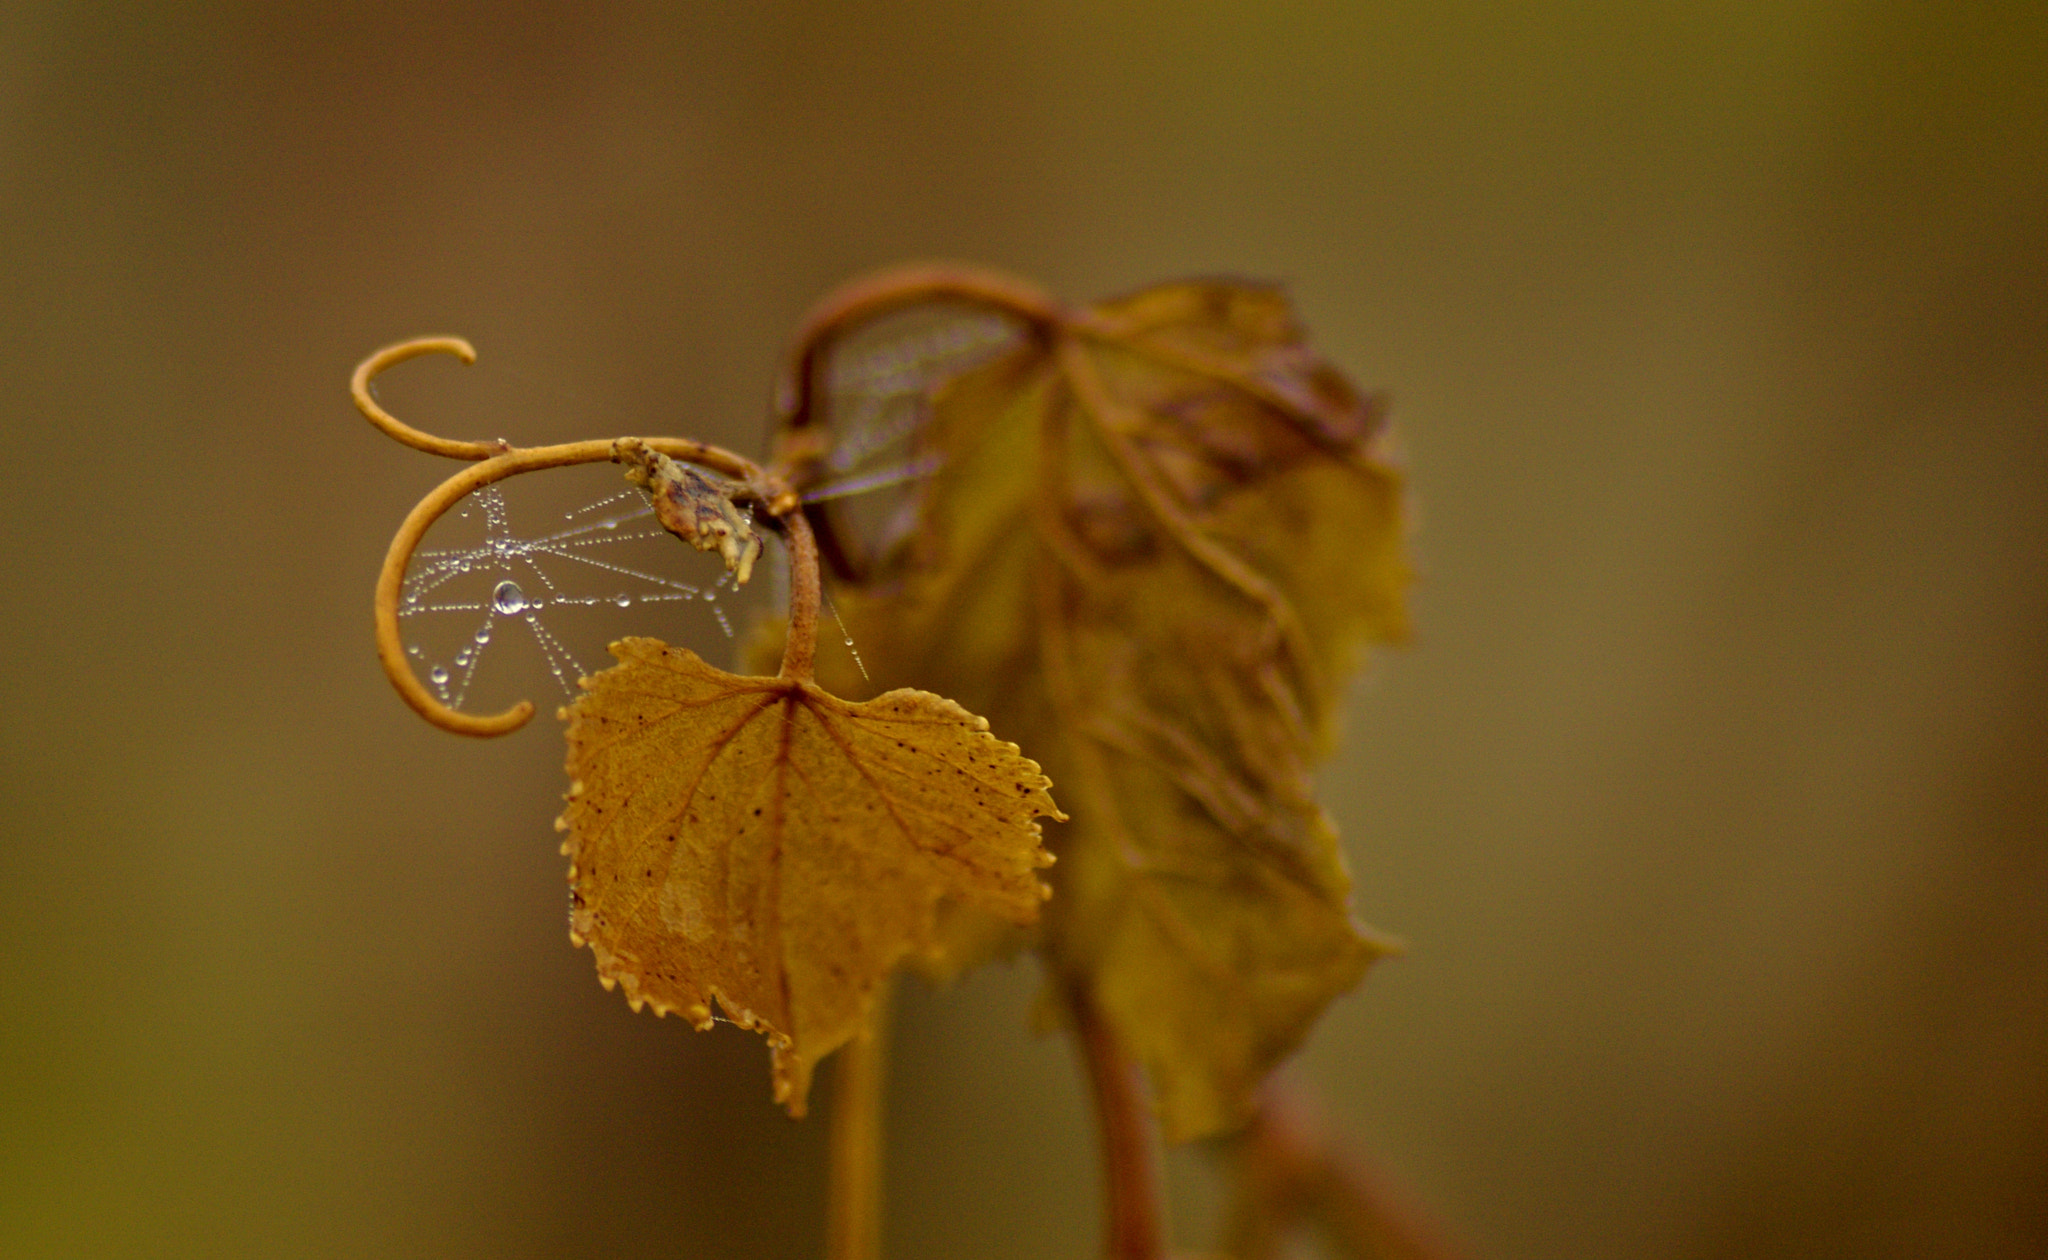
[560, 637, 1060, 1114]
[792, 278, 1408, 1139]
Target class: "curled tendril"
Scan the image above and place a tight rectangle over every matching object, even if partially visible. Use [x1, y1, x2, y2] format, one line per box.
[352, 336, 505, 460]
[356, 336, 815, 738]
[362, 266, 1051, 738]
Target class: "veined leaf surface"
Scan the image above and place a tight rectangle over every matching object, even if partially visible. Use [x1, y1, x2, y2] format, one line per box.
[561, 638, 1059, 1114]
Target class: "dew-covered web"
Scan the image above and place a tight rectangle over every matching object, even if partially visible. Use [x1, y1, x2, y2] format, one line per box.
[801, 305, 1025, 573]
[823, 590, 868, 682]
[811, 313, 1015, 483]
[784, 303, 1031, 682]
[399, 480, 741, 711]
[393, 305, 1021, 714]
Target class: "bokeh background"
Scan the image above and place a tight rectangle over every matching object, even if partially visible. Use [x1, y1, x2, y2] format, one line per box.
[3, 3, 2044, 1257]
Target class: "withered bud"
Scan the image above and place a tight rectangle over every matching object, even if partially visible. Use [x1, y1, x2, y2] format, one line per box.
[616, 439, 764, 586]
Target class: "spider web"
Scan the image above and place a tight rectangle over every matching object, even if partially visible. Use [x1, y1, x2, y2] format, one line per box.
[799, 305, 1026, 573]
[391, 305, 1017, 717]
[399, 480, 740, 713]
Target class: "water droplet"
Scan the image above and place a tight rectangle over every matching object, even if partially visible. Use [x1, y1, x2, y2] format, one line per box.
[613, 593, 632, 608]
[428, 665, 449, 686]
[703, 590, 716, 603]
[407, 644, 423, 657]
[492, 580, 528, 616]
[474, 625, 491, 644]
[602, 518, 619, 531]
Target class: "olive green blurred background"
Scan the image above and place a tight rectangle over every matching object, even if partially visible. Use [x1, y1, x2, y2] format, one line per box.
[3, 3, 2043, 1257]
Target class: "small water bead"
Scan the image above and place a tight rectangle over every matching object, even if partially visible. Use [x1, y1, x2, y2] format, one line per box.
[474, 625, 491, 645]
[492, 581, 528, 616]
[613, 593, 631, 608]
[565, 489, 640, 522]
[428, 665, 449, 686]
[824, 592, 870, 682]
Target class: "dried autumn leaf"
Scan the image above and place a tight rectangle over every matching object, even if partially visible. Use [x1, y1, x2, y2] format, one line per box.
[789, 278, 1408, 1139]
[560, 637, 1060, 1114]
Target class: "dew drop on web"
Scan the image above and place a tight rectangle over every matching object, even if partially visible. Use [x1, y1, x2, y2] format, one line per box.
[492, 580, 527, 616]
[824, 591, 869, 682]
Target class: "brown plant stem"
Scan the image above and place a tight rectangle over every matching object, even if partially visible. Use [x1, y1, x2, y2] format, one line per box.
[777, 507, 822, 684]
[826, 980, 893, 1260]
[1224, 1080, 1466, 1260]
[1070, 982, 1167, 1260]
